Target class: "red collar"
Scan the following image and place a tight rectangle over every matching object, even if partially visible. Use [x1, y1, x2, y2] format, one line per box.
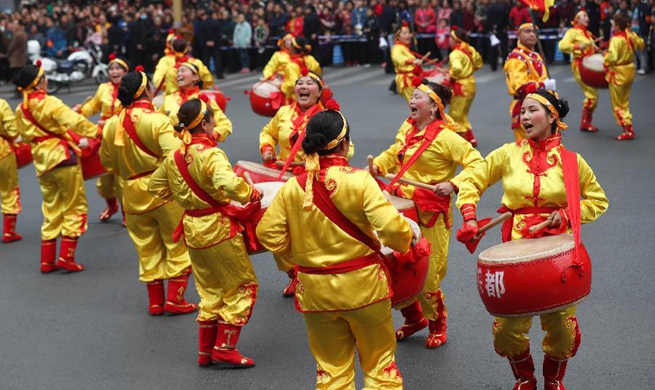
[130, 99, 154, 111]
[189, 132, 217, 147]
[528, 133, 562, 151]
[395, 40, 410, 48]
[180, 86, 201, 102]
[319, 154, 349, 170]
[27, 90, 47, 102]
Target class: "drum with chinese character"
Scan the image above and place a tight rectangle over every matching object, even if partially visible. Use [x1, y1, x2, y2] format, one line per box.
[249, 79, 285, 117]
[477, 234, 592, 317]
[234, 160, 294, 184]
[236, 181, 285, 255]
[387, 194, 418, 223]
[580, 53, 608, 89]
[379, 216, 429, 308]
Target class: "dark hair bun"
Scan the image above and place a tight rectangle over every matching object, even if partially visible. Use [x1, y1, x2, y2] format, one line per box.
[556, 98, 569, 119]
[13, 64, 41, 89]
[302, 132, 328, 155]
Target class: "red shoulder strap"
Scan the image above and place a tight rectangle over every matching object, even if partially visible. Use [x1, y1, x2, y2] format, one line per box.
[20, 105, 62, 138]
[296, 174, 386, 260]
[388, 120, 443, 188]
[122, 111, 159, 158]
[561, 146, 581, 256]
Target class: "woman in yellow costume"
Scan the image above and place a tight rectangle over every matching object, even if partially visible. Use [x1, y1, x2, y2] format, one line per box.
[153, 37, 213, 97]
[279, 36, 322, 105]
[558, 9, 601, 133]
[75, 54, 130, 224]
[604, 13, 644, 141]
[14, 62, 100, 272]
[257, 101, 413, 389]
[159, 61, 231, 142]
[262, 33, 293, 79]
[455, 90, 608, 390]
[504, 23, 556, 141]
[448, 26, 483, 147]
[149, 97, 260, 368]
[0, 97, 22, 243]
[100, 68, 196, 316]
[371, 78, 483, 348]
[392, 22, 424, 101]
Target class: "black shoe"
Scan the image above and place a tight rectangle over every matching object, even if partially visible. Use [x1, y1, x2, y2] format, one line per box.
[388, 79, 397, 94]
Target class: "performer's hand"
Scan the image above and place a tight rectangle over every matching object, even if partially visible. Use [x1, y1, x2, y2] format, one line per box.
[577, 43, 588, 50]
[370, 163, 380, 177]
[78, 137, 89, 148]
[72, 104, 82, 113]
[465, 219, 478, 229]
[543, 78, 557, 91]
[250, 187, 263, 202]
[412, 58, 424, 65]
[261, 151, 275, 162]
[547, 210, 563, 228]
[14, 135, 22, 144]
[433, 182, 455, 196]
[97, 119, 106, 127]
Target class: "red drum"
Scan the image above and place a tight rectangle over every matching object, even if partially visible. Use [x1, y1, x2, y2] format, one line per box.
[477, 234, 592, 317]
[250, 80, 285, 117]
[67, 130, 107, 180]
[239, 181, 285, 255]
[380, 217, 429, 308]
[580, 54, 608, 89]
[234, 161, 294, 184]
[14, 143, 33, 169]
[423, 67, 450, 87]
[387, 194, 418, 223]
[203, 89, 228, 112]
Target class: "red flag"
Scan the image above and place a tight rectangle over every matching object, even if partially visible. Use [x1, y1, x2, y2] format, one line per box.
[518, 0, 555, 21]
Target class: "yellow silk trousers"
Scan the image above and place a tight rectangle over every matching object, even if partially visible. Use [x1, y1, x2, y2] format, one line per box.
[450, 78, 476, 133]
[608, 81, 634, 126]
[124, 201, 191, 283]
[303, 299, 403, 390]
[413, 213, 450, 322]
[96, 173, 123, 200]
[492, 306, 580, 359]
[0, 155, 21, 214]
[571, 62, 598, 111]
[188, 233, 258, 324]
[37, 164, 88, 240]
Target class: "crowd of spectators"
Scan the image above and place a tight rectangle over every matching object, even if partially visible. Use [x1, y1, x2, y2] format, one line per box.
[0, 0, 653, 83]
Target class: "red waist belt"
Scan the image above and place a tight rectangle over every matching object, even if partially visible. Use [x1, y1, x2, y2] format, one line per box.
[297, 253, 380, 275]
[498, 205, 559, 242]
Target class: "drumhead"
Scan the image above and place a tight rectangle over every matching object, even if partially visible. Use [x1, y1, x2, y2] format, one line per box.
[582, 53, 605, 72]
[253, 81, 281, 98]
[235, 160, 294, 180]
[479, 234, 575, 265]
[387, 194, 415, 211]
[152, 95, 165, 109]
[255, 182, 284, 207]
[380, 217, 421, 255]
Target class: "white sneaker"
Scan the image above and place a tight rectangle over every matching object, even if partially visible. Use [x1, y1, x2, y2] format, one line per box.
[637, 69, 646, 75]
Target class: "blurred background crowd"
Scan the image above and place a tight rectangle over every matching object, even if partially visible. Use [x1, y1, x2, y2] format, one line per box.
[0, 0, 653, 83]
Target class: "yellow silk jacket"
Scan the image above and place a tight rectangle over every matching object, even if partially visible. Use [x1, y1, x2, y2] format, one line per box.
[449, 42, 483, 97]
[604, 30, 645, 85]
[154, 55, 214, 96]
[392, 42, 417, 88]
[504, 43, 548, 98]
[256, 156, 413, 312]
[280, 55, 322, 100]
[100, 101, 181, 214]
[456, 134, 608, 241]
[159, 88, 232, 142]
[557, 26, 596, 62]
[373, 119, 484, 225]
[0, 99, 18, 161]
[80, 82, 122, 119]
[15, 92, 99, 177]
[148, 134, 254, 249]
[263, 50, 291, 79]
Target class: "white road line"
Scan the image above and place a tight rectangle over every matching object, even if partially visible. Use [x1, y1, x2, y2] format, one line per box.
[563, 77, 576, 82]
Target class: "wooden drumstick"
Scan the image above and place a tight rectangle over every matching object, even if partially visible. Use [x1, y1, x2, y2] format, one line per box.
[275, 160, 304, 167]
[384, 174, 435, 191]
[367, 155, 376, 176]
[528, 219, 553, 234]
[74, 96, 93, 113]
[474, 212, 512, 240]
[243, 172, 255, 187]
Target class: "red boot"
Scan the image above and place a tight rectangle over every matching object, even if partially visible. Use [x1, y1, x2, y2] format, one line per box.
[579, 110, 598, 133]
[282, 268, 296, 297]
[212, 321, 255, 368]
[465, 129, 478, 147]
[509, 349, 537, 390]
[2, 214, 22, 243]
[198, 319, 218, 367]
[543, 355, 568, 390]
[395, 300, 428, 340]
[41, 239, 58, 273]
[615, 125, 635, 140]
[147, 280, 165, 316]
[425, 318, 447, 348]
[56, 236, 84, 272]
[99, 197, 119, 222]
[164, 274, 198, 315]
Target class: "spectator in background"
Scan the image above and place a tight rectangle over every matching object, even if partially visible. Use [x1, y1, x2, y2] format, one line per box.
[233, 12, 252, 73]
[557, 0, 576, 26]
[463, 2, 477, 33]
[601, 2, 615, 41]
[486, 0, 509, 71]
[352, 0, 369, 64]
[28, 24, 46, 54]
[304, 5, 321, 60]
[475, 0, 490, 60]
[579, 0, 601, 37]
[398, 1, 413, 26]
[509, 1, 530, 29]
[46, 17, 67, 58]
[269, 3, 289, 39]
[107, 15, 125, 58]
[436, 18, 451, 58]
[253, 15, 269, 70]
[125, 12, 145, 69]
[450, 1, 464, 28]
[632, 0, 652, 73]
[288, 5, 304, 37]
[364, 6, 381, 65]
[144, 15, 166, 73]
[437, 0, 454, 30]
[219, 9, 236, 73]
[7, 19, 27, 81]
[380, 0, 398, 72]
[415, 0, 437, 59]
[200, 10, 223, 79]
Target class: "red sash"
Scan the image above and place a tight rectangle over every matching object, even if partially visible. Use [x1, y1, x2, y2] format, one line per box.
[172, 150, 261, 244]
[121, 109, 159, 158]
[388, 119, 443, 188]
[277, 104, 322, 179]
[561, 146, 582, 260]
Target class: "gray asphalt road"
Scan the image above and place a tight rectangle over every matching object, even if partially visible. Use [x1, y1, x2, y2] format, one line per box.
[0, 63, 653, 390]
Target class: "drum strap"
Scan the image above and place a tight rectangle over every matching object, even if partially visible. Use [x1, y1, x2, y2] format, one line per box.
[388, 119, 443, 188]
[560, 147, 582, 259]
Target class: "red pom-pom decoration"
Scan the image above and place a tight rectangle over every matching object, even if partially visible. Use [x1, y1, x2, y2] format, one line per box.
[197, 93, 210, 103]
[135, 65, 145, 72]
[451, 25, 459, 31]
[580, 7, 586, 12]
[402, 21, 409, 27]
[168, 29, 175, 35]
[300, 65, 309, 77]
[324, 99, 340, 111]
[411, 76, 423, 87]
[36, 59, 42, 67]
[176, 35, 182, 40]
[109, 53, 116, 60]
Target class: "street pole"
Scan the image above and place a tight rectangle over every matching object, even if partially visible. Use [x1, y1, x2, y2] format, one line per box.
[528, 9, 551, 79]
[173, 0, 182, 25]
